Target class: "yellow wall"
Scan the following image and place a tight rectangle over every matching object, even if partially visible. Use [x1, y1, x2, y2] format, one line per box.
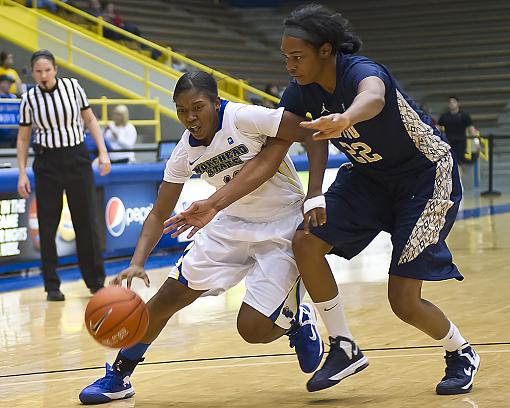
[0, 7, 38, 49]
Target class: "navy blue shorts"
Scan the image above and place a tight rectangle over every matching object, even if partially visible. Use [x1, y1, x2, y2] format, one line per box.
[302, 154, 463, 281]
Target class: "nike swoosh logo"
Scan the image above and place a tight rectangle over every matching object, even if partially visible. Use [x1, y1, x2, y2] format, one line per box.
[324, 303, 338, 312]
[464, 367, 473, 376]
[189, 158, 200, 166]
[89, 307, 113, 335]
[309, 326, 317, 341]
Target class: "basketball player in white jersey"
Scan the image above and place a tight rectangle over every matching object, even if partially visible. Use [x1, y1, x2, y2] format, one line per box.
[79, 72, 323, 404]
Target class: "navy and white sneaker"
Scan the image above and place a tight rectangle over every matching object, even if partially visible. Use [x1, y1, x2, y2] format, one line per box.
[287, 303, 324, 373]
[436, 345, 480, 395]
[79, 363, 135, 405]
[307, 336, 368, 392]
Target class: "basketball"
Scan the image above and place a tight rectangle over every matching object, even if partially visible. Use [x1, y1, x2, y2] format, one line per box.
[85, 286, 149, 349]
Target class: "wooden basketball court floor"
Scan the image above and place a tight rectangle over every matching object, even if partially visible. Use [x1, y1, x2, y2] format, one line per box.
[1, 194, 509, 408]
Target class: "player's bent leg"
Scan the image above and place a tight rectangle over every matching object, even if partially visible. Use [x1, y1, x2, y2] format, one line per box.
[292, 230, 336, 302]
[237, 302, 285, 344]
[387, 275, 479, 395]
[79, 278, 204, 405]
[143, 278, 204, 342]
[292, 231, 368, 391]
[388, 275, 450, 339]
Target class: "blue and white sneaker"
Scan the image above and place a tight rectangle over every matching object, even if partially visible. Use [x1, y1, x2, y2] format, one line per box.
[436, 345, 480, 395]
[288, 303, 324, 373]
[79, 363, 135, 405]
[307, 336, 369, 392]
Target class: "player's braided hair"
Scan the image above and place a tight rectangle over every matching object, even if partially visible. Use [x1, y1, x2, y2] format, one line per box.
[283, 3, 362, 54]
[173, 71, 218, 102]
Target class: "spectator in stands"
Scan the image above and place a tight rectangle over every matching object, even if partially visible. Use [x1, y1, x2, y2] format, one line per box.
[103, 2, 122, 26]
[0, 52, 22, 96]
[103, 104, 137, 163]
[101, 2, 161, 60]
[0, 75, 17, 147]
[103, 2, 142, 38]
[0, 75, 16, 98]
[438, 96, 477, 164]
[85, 0, 103, 18]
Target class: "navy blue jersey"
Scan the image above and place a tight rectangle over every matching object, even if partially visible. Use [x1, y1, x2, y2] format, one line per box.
[280, 53, 451, 178]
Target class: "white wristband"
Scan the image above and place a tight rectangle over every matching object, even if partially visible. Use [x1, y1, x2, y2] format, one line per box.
[303, 195, 326, 214]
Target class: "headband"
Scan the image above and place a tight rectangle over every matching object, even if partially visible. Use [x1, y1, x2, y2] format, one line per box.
[283, 26, 324, 46]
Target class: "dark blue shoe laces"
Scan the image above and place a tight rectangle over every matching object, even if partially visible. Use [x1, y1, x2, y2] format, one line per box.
[443, 351, 469, 379]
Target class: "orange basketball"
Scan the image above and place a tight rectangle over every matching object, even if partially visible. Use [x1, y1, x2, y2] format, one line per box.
[85, 286, 149, 349]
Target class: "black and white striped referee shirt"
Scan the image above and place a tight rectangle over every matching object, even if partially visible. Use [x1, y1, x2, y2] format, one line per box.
[19, 77, 90, 148]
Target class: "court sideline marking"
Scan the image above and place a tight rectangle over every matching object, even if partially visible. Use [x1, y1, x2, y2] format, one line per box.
[0, 348, 508, 388]
[0, 341, 507, 380]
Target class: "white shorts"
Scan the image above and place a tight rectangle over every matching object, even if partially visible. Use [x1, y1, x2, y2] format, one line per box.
[169, 211, 305, 329]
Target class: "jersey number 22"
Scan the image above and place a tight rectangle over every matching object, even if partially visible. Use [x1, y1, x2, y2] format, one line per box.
[338, 141, 383, 164]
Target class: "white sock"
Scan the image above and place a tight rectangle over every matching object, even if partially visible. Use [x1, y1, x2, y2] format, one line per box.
[314, 293, 353, 339]
[440, 321, 468, 352]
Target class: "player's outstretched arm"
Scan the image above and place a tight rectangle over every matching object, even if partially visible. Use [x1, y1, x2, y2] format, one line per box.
[196, 110, 313, 210]
[301, 77, 386, 140]
[164, 109, 314, 238]
[112, 182, 183, 287]
[164, 137, 293, 238]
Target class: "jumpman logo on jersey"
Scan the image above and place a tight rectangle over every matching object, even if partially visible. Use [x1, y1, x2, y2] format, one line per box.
[321, 103, 331, 116]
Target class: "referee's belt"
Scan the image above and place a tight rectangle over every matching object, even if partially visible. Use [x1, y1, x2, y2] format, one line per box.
[33, 143, 84, 155]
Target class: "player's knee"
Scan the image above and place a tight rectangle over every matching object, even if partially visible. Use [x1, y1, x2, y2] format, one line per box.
[292, 230, 327, 260]
[388, 293, 420, 324]
[237, 319, 267, 344]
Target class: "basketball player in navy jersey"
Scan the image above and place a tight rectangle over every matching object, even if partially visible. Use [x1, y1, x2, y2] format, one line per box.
[166, 4, 479, 396]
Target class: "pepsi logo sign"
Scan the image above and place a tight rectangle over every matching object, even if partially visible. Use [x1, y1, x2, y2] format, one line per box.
[105, 197, 153, 237]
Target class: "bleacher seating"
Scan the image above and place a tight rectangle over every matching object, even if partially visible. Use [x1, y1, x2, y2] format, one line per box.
[80, 0, 508, 134]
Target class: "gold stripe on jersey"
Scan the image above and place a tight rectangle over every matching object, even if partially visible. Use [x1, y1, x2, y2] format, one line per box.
[277, 159, 304, 195]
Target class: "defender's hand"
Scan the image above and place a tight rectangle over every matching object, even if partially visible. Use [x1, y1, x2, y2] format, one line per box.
[163, 200, 218, 239]
[303, 194, 327, 234]
[300, 113, 352, 140]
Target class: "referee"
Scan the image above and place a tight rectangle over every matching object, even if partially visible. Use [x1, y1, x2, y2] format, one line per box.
[16, 50, 111, 301]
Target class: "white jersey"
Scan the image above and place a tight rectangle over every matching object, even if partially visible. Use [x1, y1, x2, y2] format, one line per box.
[164, 101, 304, 222]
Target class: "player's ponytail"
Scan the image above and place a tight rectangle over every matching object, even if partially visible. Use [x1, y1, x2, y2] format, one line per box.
[283, 4, 362, 55]
[173, 71, 218, 102]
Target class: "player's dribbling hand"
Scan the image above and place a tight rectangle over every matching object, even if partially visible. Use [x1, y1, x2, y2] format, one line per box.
[303, 196, 327, 234]
[110, 265, 150, 288]
[163, 199, 218, 239]
[300, 113, 352, 140]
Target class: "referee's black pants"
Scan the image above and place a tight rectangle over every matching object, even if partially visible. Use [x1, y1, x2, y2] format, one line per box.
[33, 143, 105, 292]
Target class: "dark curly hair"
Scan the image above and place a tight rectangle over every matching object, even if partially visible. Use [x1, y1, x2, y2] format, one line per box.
[283, 4, 362, 54]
